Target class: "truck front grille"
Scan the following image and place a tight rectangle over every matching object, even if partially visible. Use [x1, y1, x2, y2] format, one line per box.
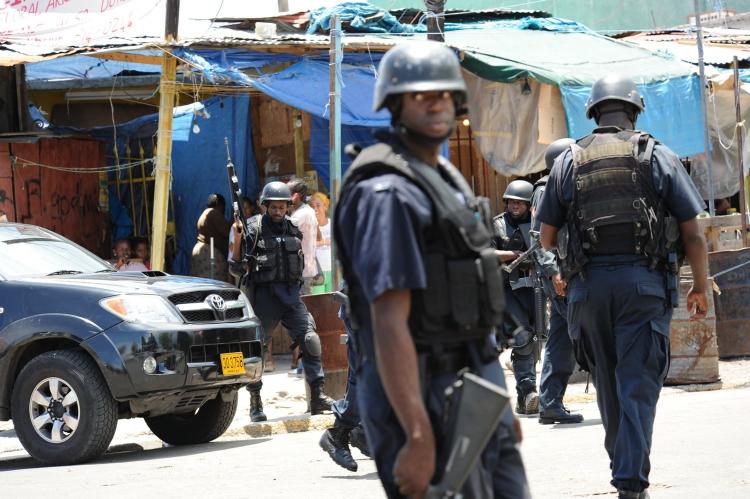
[189, 340, 262, 363]
[168, 289, 246, 323]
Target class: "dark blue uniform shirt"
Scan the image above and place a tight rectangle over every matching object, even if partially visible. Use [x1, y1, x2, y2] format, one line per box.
[337, 172, 432, 305]
[537, 141, 705, 229]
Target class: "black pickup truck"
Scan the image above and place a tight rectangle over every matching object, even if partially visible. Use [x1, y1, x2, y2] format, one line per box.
[0, 223, 263, 465]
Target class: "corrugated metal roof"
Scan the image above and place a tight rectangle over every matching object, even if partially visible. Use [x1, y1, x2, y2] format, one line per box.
[621, 28, 750, 66]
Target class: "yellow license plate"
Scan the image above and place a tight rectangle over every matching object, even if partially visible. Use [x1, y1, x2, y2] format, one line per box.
[220, 352, 245, 376]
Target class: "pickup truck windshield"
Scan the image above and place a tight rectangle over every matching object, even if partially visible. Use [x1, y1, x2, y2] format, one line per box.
[0, 236, 112, 278]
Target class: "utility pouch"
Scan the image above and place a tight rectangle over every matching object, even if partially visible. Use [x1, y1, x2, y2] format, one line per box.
[478, 248, 505, 321]
[448, 258, 480, 329]
[421, 253, 451, 327]
[282, 236, 304, 280]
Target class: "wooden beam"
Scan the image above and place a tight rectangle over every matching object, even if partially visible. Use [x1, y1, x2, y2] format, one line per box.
[89, 52, 163, 66]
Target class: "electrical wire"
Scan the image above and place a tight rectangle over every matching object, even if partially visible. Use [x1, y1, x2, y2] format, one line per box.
[11, 155, 152, 174]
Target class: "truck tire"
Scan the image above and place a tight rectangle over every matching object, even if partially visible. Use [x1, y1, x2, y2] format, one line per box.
[144, 391, 238, 445]
[11, 350, 118, 465]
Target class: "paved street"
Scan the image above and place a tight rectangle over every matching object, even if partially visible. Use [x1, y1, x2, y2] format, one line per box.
[1, 363, 748, 499]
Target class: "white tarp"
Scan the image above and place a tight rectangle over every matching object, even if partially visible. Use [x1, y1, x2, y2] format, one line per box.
[0, 0, 167, 47]
[464, 70, 569, 177]
[690, 72, 750, 201]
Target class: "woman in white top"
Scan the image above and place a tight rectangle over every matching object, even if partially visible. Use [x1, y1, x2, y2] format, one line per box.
[310, 192, 332, 293]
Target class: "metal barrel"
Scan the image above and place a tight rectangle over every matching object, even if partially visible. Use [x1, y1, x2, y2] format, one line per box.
[665, 267, 720, 385]
[708, 248, 750, 358]
[302, 292, 349, 400]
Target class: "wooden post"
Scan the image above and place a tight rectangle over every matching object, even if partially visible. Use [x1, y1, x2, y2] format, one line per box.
[425, 0, 445, 42]
[329, 14, 342, 289]
[293, 110, 305, 178]
[733, 56, 748, 247]
[150, 0, 180, 271]
[694, 0, 716, 217]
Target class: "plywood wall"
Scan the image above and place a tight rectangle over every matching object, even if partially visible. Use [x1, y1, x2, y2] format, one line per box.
[0, 138, 110, 257]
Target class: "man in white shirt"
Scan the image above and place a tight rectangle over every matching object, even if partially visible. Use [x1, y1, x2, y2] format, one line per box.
[288, 179, 319, 295]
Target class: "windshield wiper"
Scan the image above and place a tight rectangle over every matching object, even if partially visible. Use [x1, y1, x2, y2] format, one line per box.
[46, 270, 84, 276]
[95, 269, 117, 273]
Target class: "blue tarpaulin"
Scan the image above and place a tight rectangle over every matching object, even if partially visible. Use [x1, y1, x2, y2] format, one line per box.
[560, 75, 704, 157]
[309, 116, 383, 188]
[250, 56, 390, 128]
[100, 96, 257, 275]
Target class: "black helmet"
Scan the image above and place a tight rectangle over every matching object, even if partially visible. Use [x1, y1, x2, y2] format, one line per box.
[585, 74, 644, 120]
[373, 41, 468, 112]
[503, 180, 534, 203]
[544, 138, 575, 170]
[260, 181, 292, 205]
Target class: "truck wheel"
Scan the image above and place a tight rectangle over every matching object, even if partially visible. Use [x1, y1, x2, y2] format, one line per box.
[144, 391, 238, 445]
[11, 350, 118, 465]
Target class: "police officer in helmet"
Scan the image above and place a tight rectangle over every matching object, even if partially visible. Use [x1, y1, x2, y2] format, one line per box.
[230, 181, 334, 422]
[537, 74, 709, 499]
[493, 180, 546, 416]
[532, 138, 584, 425]
[334, 41, 530, 498]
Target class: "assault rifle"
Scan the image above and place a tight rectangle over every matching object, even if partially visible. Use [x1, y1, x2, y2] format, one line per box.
[502, 234, 565, 340]
[224, 137, 250, 245]
[426, 372, 510, 499]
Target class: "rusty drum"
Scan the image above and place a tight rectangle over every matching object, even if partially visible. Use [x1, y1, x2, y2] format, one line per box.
[665, 268, 719, 385]
[708, 248, 750, 358]
[301, 292, 349, 400]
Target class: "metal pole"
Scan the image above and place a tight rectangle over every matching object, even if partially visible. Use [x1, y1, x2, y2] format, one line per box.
[733, 56, 748, 247]
[694, 0, 716, 217]
[151, 0, 180, 271]
[329, 14, 342, 290]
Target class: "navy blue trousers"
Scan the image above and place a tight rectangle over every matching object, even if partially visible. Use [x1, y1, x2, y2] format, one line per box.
[568, 263, 671, 493]
[504, 285, 538, 397]
[358, 344, 530, 499]
[331, 311, 360, 428]
[247, 286, 324, 391]
[539, 296, 577, 411]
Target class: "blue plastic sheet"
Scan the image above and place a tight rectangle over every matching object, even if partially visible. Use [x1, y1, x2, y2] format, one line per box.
[98, 96, 257, 275]
[170, 95, 259, 276]
[309, 116, 384, 189]
[560, 75, 705, 157]
[251, 57, 391, 127]
[25, 52, 161, 81]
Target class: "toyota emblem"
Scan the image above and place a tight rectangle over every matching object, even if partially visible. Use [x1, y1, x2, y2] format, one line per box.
[206, 294, 227, 311]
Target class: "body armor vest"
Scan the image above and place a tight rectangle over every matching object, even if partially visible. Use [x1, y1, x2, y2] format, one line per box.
[493, 212, 533, 288]
[248, 214, 304, 284]
[334, 140, 505, 348]
[558, 128, 680, 279]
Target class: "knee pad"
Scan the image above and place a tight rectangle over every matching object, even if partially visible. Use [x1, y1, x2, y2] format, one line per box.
[303, 331, 322, 358]
[510, 326, 535, 356]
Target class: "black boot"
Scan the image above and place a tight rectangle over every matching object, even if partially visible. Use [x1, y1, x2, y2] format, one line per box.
[319, 424, 358, 472]
[310, 380, 335, 415]
[515, 390, 540, 415]
[349, 425, 371, 457]
[539, 406, 584, 425]
[618, 489, 649, 499]
[249, 390, 267, 422]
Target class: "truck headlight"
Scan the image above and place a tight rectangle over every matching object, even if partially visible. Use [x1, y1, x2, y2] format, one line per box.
[100, 295, 183, 325]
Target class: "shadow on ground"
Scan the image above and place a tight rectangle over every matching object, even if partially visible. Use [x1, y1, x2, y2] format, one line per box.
[0, 437, 271, 470]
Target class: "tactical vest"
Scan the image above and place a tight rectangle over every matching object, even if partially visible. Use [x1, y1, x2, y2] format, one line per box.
[558, 128, 680, 279]
[493, 212, 533, 288]
[248, 214, 305, 284]
[333, 141, 505, 348]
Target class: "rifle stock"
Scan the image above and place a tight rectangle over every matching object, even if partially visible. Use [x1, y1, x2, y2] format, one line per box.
[425, 372, 510, 499]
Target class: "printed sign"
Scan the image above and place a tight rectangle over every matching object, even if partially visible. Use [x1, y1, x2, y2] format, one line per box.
[0, 0, 165, 47]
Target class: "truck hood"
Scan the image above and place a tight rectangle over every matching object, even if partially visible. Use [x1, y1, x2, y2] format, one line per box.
[20, 272, 235, 297]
